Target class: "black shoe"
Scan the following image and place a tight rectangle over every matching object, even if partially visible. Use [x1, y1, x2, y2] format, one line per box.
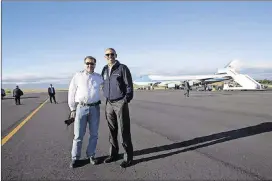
[70, 160, 76, 168]
[120, 160, 133, 168]
[104, 155, 118, 163]
[89, 156, 98, 165]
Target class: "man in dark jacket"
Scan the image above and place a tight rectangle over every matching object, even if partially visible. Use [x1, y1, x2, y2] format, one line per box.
[13, 86, 23, 105]
[101, 48, 134, 168]
[184, 81, 190, 97]
[48, 84, 57, 104]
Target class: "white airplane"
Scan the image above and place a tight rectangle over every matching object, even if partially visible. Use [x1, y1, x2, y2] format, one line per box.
[133, 76, 164, 89]
[133, 75, 228, 89]
[133, 62, 233, 89]
[133, 60, 264, 90]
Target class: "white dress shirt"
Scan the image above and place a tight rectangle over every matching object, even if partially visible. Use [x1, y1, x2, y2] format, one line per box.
[68, 71, 104, 111]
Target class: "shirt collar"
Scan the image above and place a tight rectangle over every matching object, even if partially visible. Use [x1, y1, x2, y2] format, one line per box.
[84, 70, 95, 75]
[108, 60, 117, 68]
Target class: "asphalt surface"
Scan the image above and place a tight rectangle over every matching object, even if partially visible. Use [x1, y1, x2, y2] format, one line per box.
[1, 92, 50, 138]
[1, 90, 272, 180]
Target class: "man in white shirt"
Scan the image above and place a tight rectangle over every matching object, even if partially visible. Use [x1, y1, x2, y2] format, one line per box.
[68, 56, 103, 168]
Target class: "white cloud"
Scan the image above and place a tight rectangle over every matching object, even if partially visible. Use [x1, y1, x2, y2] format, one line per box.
[228, 59, 272, 70]
[242, 62, 272, 69]
[131, 59, 272, 80]
[2, 59, 89, 85]
[2, 71, 74, 85]
[2, 57, 272, 85]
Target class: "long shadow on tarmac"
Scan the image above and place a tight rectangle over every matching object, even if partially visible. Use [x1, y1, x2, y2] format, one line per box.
[129, 122, 272, 166]
[76, 122, 272, 168]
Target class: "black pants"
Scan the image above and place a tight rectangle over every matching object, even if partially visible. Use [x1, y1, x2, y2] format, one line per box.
[49, 94, 57, 103]
[184, 89, 189, 97]
[15, 96, 21, 105]
[105, 99, 133, 161]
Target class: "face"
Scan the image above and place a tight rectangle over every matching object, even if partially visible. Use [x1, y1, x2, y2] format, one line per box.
[84, 58, 96, 73]
[104, 49, 117, 65]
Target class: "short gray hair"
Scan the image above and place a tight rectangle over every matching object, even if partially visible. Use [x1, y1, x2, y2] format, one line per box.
[84, 56, 96, 63]
[105, 48, 116, 54]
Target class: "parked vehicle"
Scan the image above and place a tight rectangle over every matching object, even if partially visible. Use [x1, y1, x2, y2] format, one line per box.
[1, 88, 6, 99]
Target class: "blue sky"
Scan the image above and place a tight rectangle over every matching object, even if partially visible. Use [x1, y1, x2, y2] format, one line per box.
[2, 1, 272, 88]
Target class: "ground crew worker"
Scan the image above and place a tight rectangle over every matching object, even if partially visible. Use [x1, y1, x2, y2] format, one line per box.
[101, 48, 134, 168]
[48, 84, 57, 104]
[13, 86, 23, 105]
[68, 56, 103, 168]
[184, 81, 190, 97]
[204, 83, 207, 91]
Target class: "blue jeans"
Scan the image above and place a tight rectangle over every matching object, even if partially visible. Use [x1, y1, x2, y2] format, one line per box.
[71, 104, 100, 160]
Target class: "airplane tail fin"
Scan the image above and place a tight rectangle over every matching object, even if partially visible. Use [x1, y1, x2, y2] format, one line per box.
[224, 59, 242, 72]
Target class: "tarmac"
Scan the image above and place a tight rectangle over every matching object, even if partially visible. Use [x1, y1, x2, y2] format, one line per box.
[1, 90, 272, 180]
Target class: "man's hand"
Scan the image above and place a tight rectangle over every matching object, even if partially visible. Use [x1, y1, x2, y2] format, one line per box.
[124, 97, 130, 103]
[64, 110, 76, 126]
[70, 110, 76, 119]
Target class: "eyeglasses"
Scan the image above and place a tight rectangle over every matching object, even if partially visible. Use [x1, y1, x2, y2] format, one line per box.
[105, 53, 115, 57]
[85, 62, 95, 66]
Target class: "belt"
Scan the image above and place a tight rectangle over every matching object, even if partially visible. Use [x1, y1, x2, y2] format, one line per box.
[78, 100, 101, 107]
[107, 97, 124, 103]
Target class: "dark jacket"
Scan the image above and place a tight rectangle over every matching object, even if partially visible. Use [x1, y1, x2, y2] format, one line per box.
[101, 60, 133, 102]
[48, 87, 55, 95]
[13, 88, 23, 97]
[184, 81, 190, 90]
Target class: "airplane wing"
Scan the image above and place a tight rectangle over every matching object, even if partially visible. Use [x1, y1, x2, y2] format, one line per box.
[148, 74, 229, 81]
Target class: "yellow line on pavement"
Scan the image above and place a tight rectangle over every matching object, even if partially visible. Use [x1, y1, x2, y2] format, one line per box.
[1, 98, 49, 146]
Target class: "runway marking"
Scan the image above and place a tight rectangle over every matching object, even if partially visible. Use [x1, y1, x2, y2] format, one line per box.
[1, 98, 49, 146]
